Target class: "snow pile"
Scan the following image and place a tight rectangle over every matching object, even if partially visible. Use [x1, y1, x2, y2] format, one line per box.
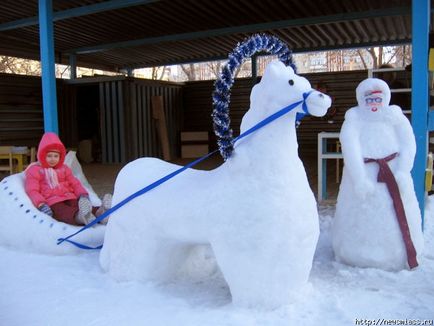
[333, 78, 424, 271]
[0, 202, 433, 325]
[100, 60, 331, 308]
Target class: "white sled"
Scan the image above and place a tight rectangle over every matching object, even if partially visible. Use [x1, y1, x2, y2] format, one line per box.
[0, 152, 105, 255]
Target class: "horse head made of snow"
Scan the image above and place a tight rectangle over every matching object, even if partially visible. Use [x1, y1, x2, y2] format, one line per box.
[100, 58, 331, 308]
[251, 60, 330, 120]
[243, 60, 330, 134]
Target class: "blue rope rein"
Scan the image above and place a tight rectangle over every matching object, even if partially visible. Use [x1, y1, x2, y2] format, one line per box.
[57, 91, 312, 249]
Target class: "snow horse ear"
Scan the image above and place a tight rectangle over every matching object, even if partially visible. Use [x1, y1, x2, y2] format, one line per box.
[212, 34, 296, 160]
[261, 60, 286, 85]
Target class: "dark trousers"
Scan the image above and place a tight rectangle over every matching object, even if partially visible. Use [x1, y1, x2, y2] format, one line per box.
[50, 199, 99, 226]
[51, 199, 79, 225]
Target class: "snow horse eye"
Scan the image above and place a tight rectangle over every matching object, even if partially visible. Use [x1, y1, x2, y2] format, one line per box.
[288, 79, 294, 86]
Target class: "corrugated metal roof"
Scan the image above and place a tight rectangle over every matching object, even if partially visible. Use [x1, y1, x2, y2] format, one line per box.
[0, 0, 431, 71]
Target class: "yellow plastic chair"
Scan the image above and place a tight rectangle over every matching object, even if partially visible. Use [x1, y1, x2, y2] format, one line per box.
[0, 146, 14, 175]
[23, 147, 37, 171]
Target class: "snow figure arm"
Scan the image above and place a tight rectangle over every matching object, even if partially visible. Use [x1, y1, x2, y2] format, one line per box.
[393, 106, 416, 174]
[340, 109, 374, 196]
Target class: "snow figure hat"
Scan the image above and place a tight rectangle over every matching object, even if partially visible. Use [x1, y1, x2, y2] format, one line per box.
[356, 78, 391, 108]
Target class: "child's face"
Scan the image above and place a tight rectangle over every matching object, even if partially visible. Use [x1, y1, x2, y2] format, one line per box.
[46, 151, 60, 167]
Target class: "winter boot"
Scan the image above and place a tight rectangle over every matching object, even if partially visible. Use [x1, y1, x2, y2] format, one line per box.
[95, 193, 112, 225]
[75, 196, 94, 225]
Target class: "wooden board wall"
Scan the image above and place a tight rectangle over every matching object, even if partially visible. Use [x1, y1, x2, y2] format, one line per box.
[57, 82, 78, 149]
[183, 70, 367, 155]
[0, 73, 183, 164]
[0, 73, 75, 148]
[99, 78, 183, 163]
[124, 78, 183, 161]
[0, 73, 44, 147]
[1, 70, 369, 163]
[99, 80, 126, 164]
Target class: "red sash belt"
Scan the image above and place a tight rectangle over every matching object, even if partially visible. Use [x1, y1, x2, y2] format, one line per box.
[364, 152, 418, 269]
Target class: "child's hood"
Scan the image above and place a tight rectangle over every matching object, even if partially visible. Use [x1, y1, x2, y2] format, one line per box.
[37, 132, 66, 168]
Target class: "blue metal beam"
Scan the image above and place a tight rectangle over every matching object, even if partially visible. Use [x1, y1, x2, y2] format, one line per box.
[0, 0, 158, 32]
[39, 0, 58, 134]
[411, 0, 430, 230]
[66, 6, 411, 54]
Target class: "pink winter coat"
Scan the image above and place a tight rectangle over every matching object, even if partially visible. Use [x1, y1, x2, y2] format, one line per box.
[25, 132, 88, 208]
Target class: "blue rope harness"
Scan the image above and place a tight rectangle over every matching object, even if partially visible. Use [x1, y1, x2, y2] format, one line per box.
[57, 91, 313, 249]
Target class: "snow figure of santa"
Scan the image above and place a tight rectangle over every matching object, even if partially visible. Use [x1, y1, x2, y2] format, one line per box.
[332, 78, 424, 271]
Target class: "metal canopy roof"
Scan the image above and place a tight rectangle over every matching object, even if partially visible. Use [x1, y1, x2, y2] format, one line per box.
[0, 0, 431, 71]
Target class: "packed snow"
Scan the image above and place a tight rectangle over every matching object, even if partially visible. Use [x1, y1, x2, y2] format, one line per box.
[0, 202, 433, 325]
[101, 60, 331, 308]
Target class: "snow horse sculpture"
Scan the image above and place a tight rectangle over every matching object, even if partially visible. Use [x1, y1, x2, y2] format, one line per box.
[100, 34, 331, 308]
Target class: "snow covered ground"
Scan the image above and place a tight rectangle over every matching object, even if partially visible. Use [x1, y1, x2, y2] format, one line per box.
[1, 200, 433, 326]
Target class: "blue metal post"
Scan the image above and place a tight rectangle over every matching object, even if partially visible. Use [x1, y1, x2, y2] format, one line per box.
[39, 0, 58, 133]
[411, 0, 430, 229]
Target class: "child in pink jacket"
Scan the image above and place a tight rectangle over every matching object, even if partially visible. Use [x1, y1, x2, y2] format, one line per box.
[25, 132, 111, 225]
